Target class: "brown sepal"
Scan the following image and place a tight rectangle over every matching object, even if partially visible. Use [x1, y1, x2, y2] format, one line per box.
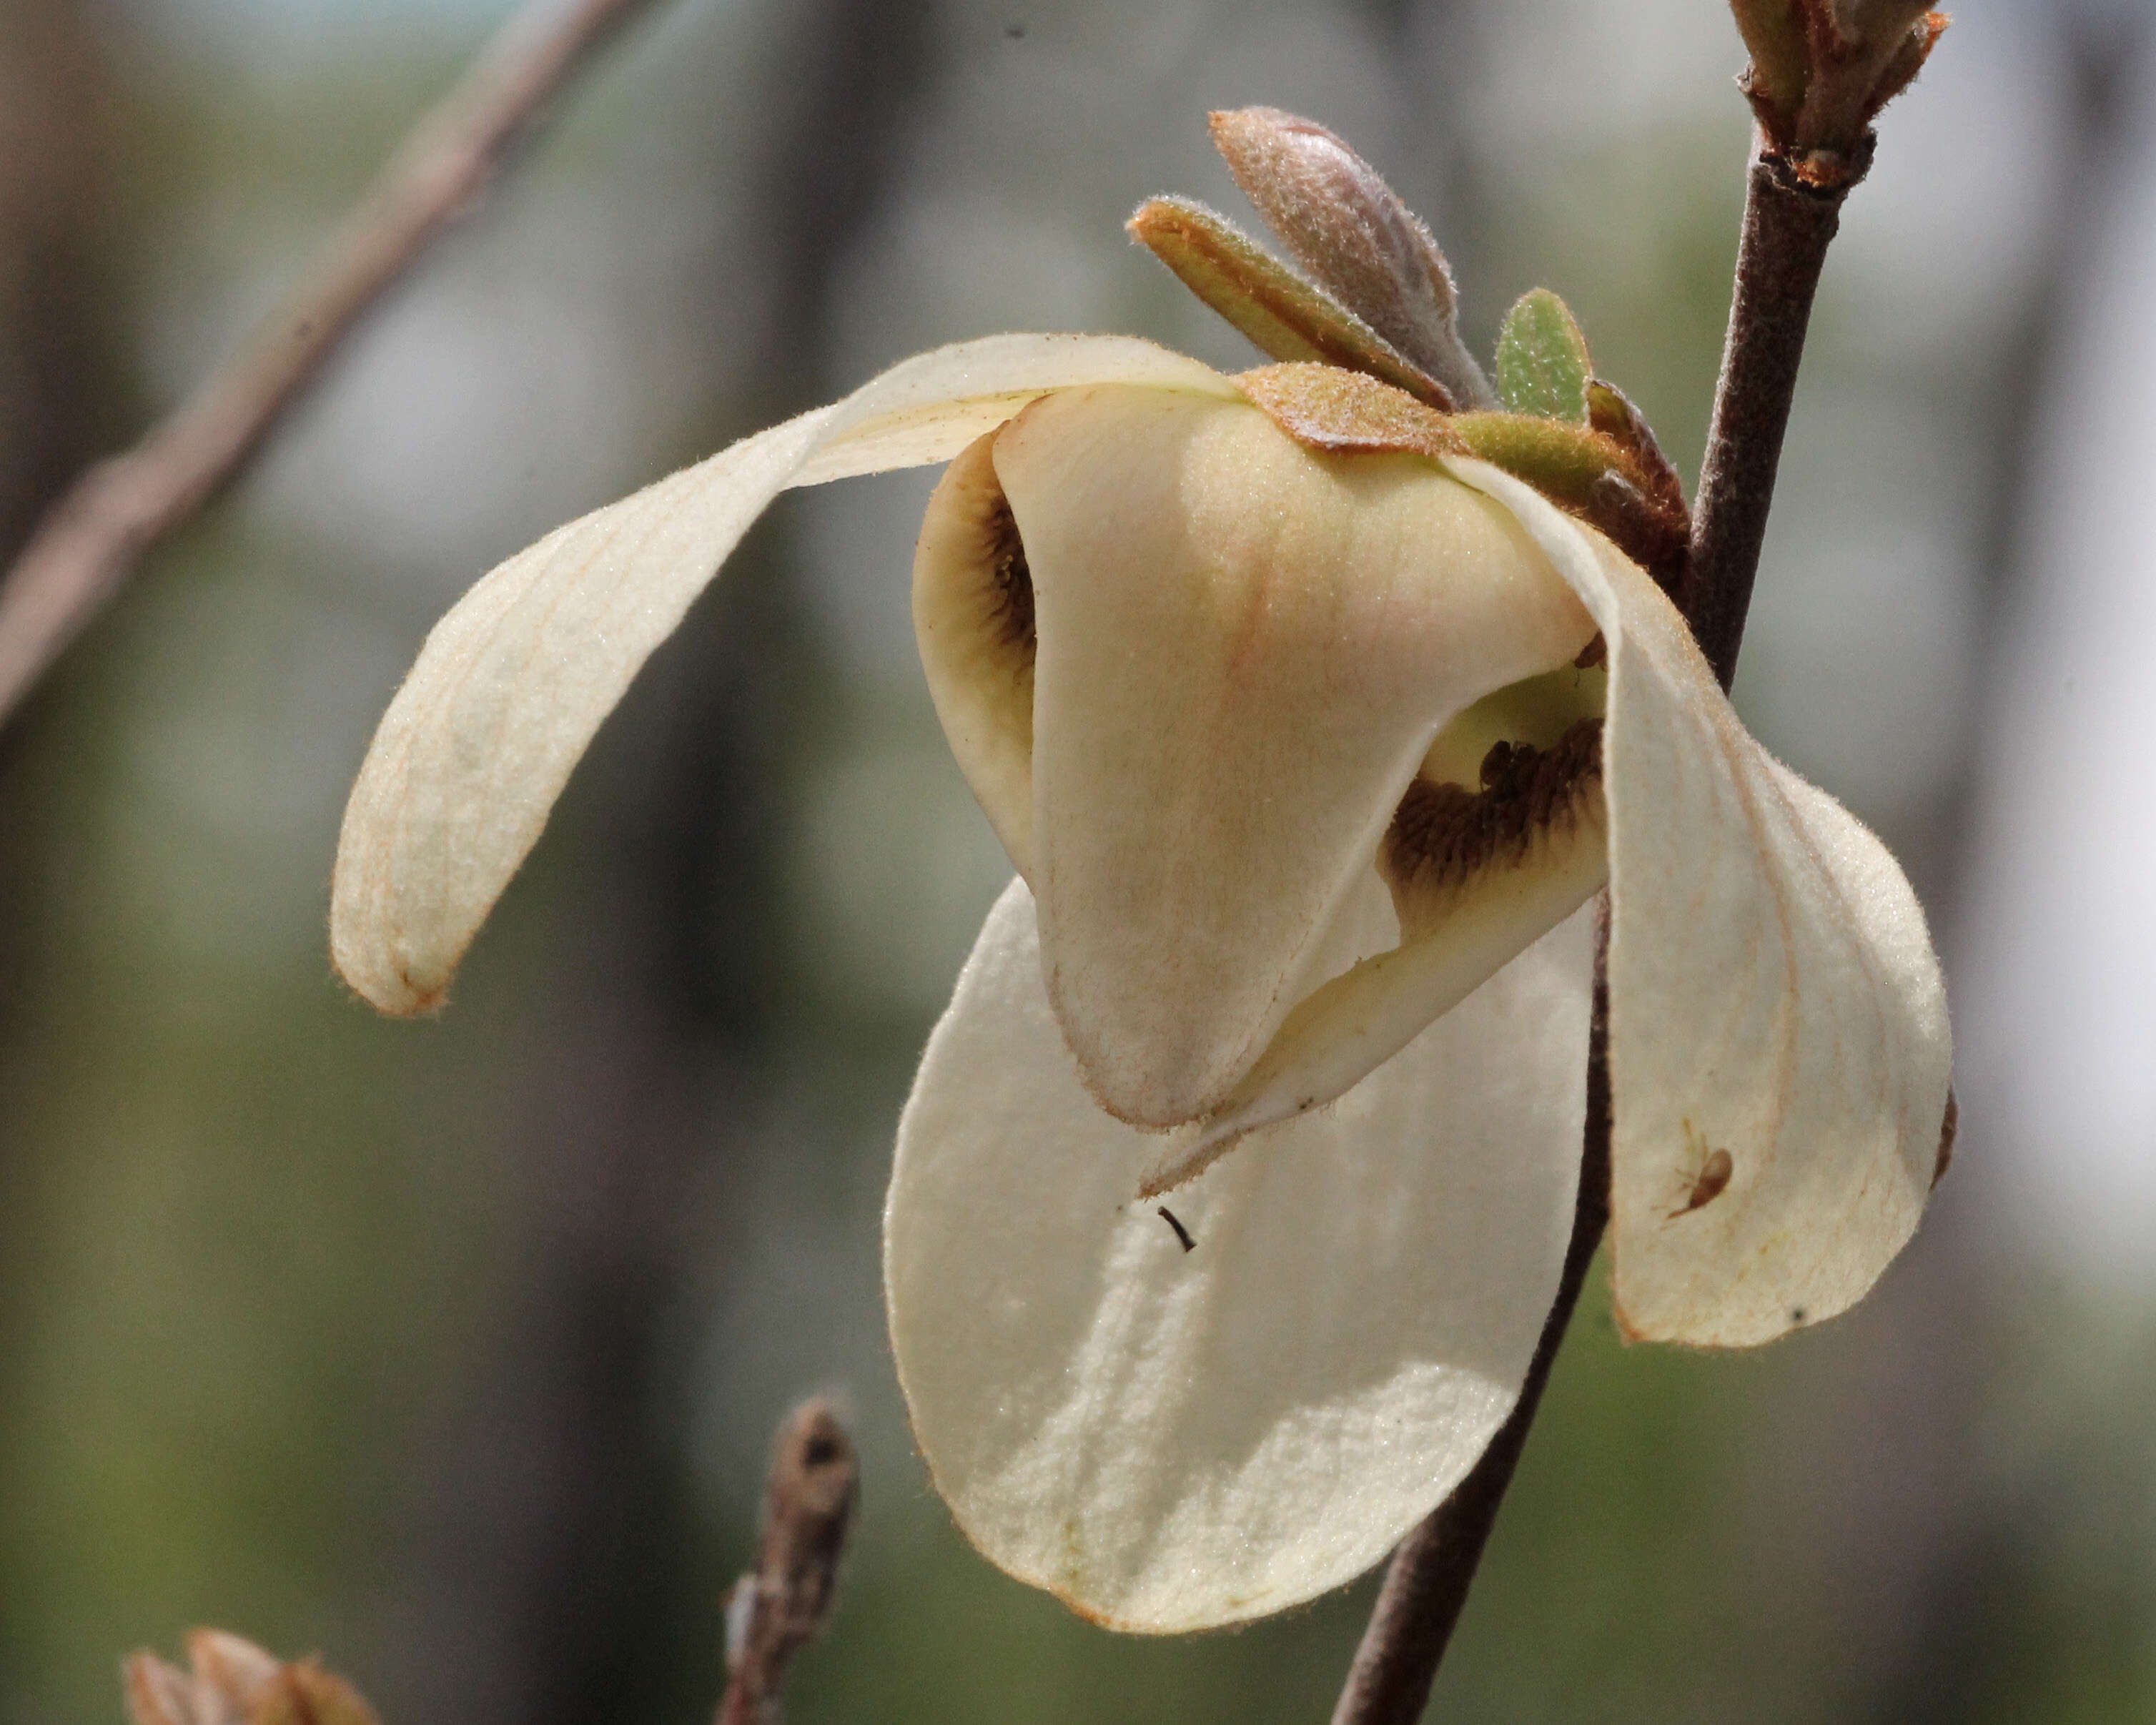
[1242, 365, 1691, 583]
[1586, 379, 1688, 520]
[1236, 362, 1468, 459]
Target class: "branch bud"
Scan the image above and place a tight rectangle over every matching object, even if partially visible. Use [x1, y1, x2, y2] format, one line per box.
[1728, 0, 1948, 179]
[124, 1634, 379, 1725]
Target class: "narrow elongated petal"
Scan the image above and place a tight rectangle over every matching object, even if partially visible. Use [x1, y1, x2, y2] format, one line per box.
[1444, 460, 1952, 1346]
[992, 385, 1595, 1125]
[332, 335, 1237, 1014]
[886, 878, 1593, 1632]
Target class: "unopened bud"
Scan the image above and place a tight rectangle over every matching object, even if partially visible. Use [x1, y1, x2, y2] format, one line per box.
[1208, 108, 1495, 409]
[718, 1400, 859, 1725]
[186, 1633, 282, 1718]
[122, 1634, 378, 1725]
[1728, 0, 1947, 174]
[1129, 197, 1457, 410]
[249, 1664, 378, 1725]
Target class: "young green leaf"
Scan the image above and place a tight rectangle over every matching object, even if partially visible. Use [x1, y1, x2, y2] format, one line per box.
[1495, 289, 1593, 423]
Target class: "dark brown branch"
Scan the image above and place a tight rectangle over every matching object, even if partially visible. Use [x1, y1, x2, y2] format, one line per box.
[1681, 137, 1873, 692]
[1333, 123, 1882, 1725]
[717, 1402, 859, 1725]
[1330, 929, 1611, 1725]
[0, 0, 666, 726]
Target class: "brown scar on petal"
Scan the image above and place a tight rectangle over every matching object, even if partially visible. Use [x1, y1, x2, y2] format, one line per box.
[1932, 1089, 1958, 1190]
[1385, 717, 1603, 892]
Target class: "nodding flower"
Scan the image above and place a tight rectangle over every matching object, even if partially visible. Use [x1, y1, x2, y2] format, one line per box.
[331, 109, 1950, 1635]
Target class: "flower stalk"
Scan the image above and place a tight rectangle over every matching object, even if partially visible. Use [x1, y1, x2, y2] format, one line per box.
[1682, 139, 1871, 691]
[1331, 18, 1942, 1711]
[1329, 946, 1613, 1725]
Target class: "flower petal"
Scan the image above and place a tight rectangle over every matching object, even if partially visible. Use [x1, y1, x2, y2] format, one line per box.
[332, 335, 1237, 1015]
[992, 385, 1595, 1125]
[1170, 741, 1607, 1179]
[885, 876, 1593, 1632]
[1443, 460, 1953, 1346]
[913, 430, 1039, 875]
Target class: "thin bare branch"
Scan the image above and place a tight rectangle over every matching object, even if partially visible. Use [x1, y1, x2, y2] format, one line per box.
[1330, 917, 1611, 1725]
[1333, 105, 1890, 1724]
[0, 0, 666, 726]
[1681, 137, 1872, 688]
[717, 1401, 858, 1725]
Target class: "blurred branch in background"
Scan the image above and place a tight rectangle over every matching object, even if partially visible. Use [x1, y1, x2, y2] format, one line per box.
[0, 0, 109, 566]
[0, 0, 109, 1047]
[717, 1403, 856, 1725]
[0, 0, 668, 730]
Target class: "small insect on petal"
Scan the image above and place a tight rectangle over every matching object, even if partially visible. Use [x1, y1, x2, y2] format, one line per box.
[1157, 1207, 1197, 1252]
[1669, 1141, 1734, 1219]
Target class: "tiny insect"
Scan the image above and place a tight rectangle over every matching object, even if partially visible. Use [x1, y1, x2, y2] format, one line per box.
[1668, 1122, 1733, 1219]
[1157, 1207, 1196, 1252]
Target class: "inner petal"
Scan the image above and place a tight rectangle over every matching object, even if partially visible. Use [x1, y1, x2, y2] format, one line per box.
[914, 430, 1039, 876]
[991, 383, 1596, 1127]
[1145, 668, 1609, 1192]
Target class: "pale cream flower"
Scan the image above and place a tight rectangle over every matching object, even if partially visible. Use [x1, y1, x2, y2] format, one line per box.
[330, 327, 1949, 1632]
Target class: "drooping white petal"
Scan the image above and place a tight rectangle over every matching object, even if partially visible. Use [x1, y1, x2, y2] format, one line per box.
[332, 335, 1237, 1015]
[992, 386, 1596, 1126]
[1444, 459, 1953, 1347]
[885, 876, 1594, 1633]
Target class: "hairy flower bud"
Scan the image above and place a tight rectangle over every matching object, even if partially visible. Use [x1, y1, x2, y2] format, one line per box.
[1728, 0, 1948, 173]
[1208, 107, 1495, 410]
[124, 1634, 377, 1725]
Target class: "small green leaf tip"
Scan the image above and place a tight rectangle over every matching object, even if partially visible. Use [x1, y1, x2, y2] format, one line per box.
[1495, 290, 1593, 423]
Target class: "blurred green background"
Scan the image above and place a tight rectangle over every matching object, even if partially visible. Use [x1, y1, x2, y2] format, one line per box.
[2, 0, 2154, 1720]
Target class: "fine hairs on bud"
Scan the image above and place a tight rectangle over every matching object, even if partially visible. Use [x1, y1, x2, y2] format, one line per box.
[1208, 107, 1495, 410]
[1833, 0, 1936, 44]
[1729, 0, 1948, 165]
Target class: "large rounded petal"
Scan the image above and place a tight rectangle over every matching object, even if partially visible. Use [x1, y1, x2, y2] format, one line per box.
[885, 876, 1594, 1632]
[992, 386, 1596, 1126]
[332, 335, 1238, 1014]
[1444, 460, 1953, 1347]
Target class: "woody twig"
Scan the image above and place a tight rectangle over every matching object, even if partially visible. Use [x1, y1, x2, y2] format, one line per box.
[1331, 9, 1948, 1721]
[716, 1401, 859, 1725]
[0, 0, 666, 728]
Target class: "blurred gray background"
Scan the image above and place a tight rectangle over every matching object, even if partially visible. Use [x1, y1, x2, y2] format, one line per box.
[1, 0, 2151, 1720]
